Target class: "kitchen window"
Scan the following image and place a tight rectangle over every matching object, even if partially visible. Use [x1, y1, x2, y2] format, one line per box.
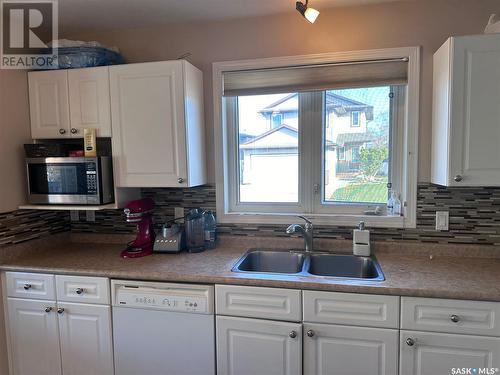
[214, 48, 420, 228]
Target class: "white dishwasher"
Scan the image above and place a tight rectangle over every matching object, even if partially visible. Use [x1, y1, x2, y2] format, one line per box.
[111, 280, 215, 375]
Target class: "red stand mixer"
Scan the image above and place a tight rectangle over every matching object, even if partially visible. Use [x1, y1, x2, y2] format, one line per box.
[121, 198, 155, 258]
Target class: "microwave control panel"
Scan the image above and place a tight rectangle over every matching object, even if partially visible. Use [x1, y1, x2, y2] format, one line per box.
[86, 162, 98, 194]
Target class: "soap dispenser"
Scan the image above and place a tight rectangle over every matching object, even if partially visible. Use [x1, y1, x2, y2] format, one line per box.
[353, 221, 371, 256]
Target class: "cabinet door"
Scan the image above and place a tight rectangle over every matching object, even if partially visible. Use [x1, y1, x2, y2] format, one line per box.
[217, 316, 302, 375]
[7, 298, 61, 375]
[449, 35, 500, 186]
[58, 302, 114, 375]
[68, 67, 111, 137]
[303, 323, 398, 375]
[110, 61, 188, 187]
[400, 330, 500, 375]
[28, 70, 70, 139]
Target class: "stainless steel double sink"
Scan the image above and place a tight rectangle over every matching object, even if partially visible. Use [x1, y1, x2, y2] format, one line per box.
[232, 249, 385, 281]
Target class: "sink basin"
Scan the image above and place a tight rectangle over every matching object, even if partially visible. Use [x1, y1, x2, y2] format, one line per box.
[307, 254, 384, 280]
[232, 250, 305, 274]
[232, 249, 385, 281]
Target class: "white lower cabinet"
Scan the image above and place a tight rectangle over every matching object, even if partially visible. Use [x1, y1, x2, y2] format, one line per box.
[400, 330, 500, 375]
[58, 303, 114, 375]
[7, 298, 61, 375]
[216, 316, 302, 375]
[4, 272, 113, 375]
[303, 323, 399, 375]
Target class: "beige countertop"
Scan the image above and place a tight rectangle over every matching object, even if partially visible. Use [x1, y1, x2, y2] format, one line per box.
[0, 233, 499, 302]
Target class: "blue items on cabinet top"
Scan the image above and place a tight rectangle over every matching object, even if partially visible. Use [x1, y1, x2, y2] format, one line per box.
[33, 39, 125, 70]
[55, 46, 124, 69]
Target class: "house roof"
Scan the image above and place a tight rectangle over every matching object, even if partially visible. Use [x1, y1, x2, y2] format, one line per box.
[336, 132, 377, 146]
[241, 124, 335, 150]
[240, 124, 298, 150]
[259, 92, 374, 120]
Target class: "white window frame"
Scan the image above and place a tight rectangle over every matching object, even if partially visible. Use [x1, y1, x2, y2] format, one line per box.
[337, 146, 346, 161]
[351, 111, 361, 127]
[271, 112, 283, 128]
[213, 47, 420, 228]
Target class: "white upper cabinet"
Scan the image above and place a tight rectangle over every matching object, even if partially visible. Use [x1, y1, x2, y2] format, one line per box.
[68, 67, 111, 137]
[110, 60, 206, 187]
[28, 67, 111, 139]
[432, 34, 500, 186]
[29, 70, 70, 139]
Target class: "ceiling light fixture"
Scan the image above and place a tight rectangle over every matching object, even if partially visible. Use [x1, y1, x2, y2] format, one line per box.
[296, 0, 320, 24]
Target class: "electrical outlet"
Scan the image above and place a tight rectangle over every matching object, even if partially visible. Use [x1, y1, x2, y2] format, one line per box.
[70, 210, 80, 222]
[435, 211, 449, 231]
[86, 211, 96, 222]
[174, 207, 185, 223]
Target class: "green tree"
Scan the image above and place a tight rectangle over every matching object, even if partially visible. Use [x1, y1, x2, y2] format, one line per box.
[359, 146, 388, 181]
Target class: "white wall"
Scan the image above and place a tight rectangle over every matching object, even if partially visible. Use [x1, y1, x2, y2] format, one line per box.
[0, 70, 30, 213]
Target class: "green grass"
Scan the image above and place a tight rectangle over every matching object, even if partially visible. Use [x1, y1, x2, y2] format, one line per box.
[330, 182, 387, 204]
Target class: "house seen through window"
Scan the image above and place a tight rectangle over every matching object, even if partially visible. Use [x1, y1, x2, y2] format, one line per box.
[237, 86, 392, 205]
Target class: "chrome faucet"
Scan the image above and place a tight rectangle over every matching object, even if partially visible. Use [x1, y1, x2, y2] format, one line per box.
[286, 216, 314, 252]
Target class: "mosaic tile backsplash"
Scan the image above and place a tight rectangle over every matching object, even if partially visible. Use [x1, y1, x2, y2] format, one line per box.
[0, 210, 69, 246]
[70, 184, 500, 246]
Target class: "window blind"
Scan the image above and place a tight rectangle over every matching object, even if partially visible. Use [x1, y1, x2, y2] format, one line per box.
[222, 58, 409, 96]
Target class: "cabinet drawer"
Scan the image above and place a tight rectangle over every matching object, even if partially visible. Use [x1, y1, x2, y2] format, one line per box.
[56, 275, 110, 304]
[401, 297, 500, 337]
[303, 291, 400, 329]
[6, 272, 55, 300]
[216, 285, 302, 322]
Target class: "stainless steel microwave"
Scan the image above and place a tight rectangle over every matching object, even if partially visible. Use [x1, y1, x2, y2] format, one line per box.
[26, 157, 114, 205]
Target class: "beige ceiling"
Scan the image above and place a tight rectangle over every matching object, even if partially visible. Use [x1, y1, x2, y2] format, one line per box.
[59, 0, 409, 35]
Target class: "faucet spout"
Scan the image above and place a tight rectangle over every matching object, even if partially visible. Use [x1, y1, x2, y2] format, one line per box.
[285, 217, 313, 252]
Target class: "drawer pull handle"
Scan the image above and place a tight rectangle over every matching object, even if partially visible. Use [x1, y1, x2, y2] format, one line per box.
[57, 308, 65, 314]
[75, 288, 84, 295]
[23, 284, 32, 290]
[450, 314, 460, 323]
[44, 307, 52, 313]
[59, 129, 66, 135]
[289, 331, 297, 339]
[406, 338, 415, 347]
[306, 330, 315, 338]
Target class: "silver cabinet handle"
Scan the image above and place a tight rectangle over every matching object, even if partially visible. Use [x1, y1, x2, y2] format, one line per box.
[406, 338, 415, 347]
[59, 129, 66, 135]
[177, 178, 184, 184]
[306, 330, 315, 338]
[70, 128, 78, 134]
[75, 288, 84, 295]
[450, 314, 460, 323]
[44, 307, 52, 313]
[23, 284, 32, 290]
[57, 308, 65, 314]
[289, 331, 297, 339]
[454, 175, 463, 182]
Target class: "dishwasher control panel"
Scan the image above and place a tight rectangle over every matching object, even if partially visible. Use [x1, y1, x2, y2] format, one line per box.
[112, 280, 214, 314]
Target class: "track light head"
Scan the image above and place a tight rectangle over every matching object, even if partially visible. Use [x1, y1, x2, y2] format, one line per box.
[296, 0, 320, 23]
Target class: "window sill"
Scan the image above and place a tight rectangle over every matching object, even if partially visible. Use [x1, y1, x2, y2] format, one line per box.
[217, 212, 411, 228]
